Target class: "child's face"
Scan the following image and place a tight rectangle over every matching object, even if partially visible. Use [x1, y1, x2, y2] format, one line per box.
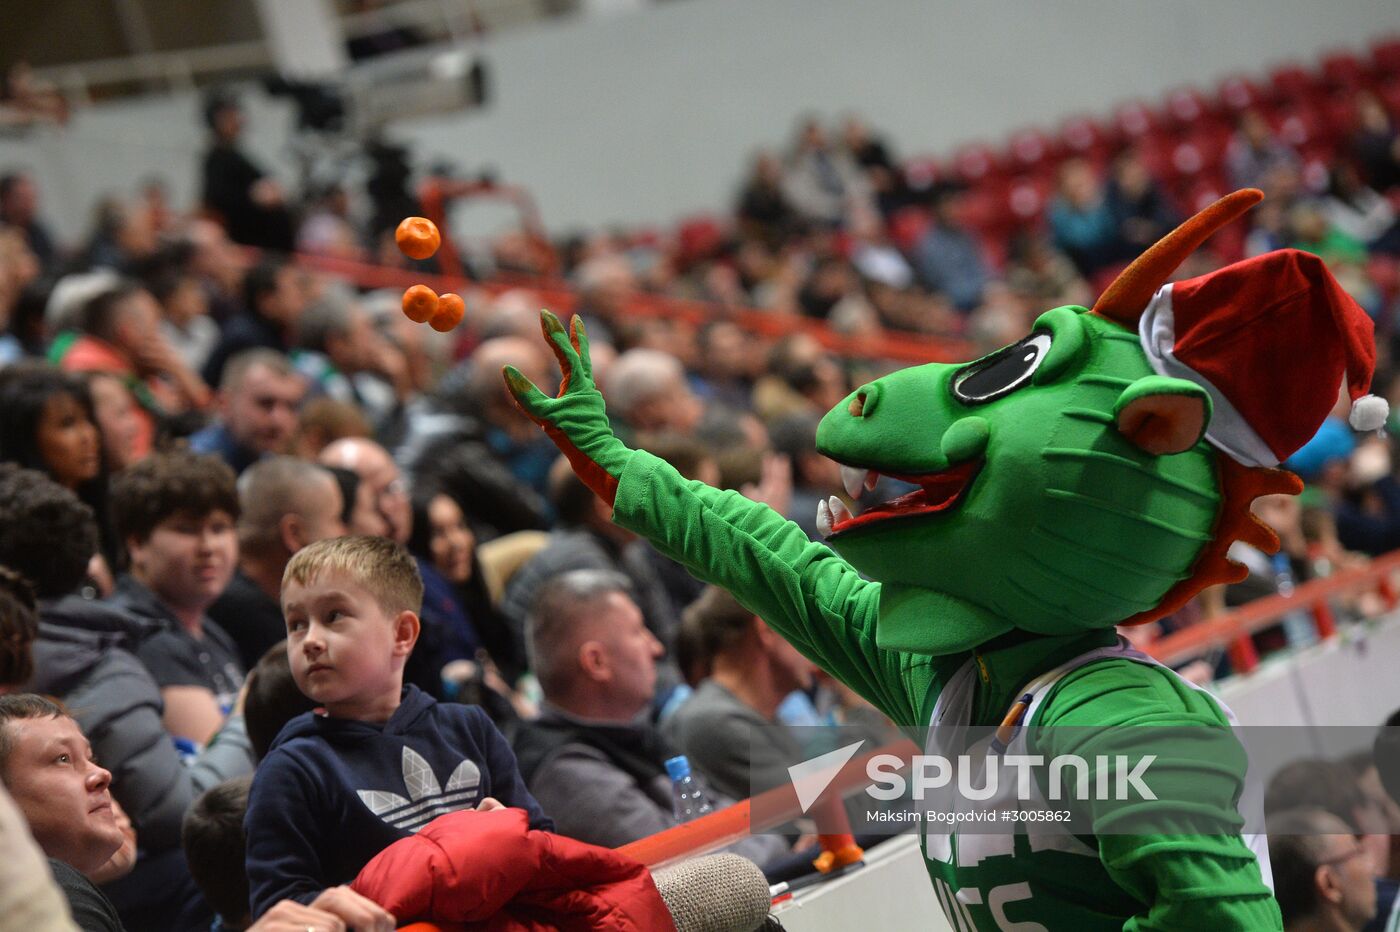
[282, 571, 417, 718]
[129, 509, 237, 615]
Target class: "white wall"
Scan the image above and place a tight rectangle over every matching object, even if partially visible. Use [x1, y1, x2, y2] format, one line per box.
[4, 0, 1399, 244]
[1218, 619, 1400, 729]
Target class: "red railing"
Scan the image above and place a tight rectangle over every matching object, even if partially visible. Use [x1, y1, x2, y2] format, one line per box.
[275, 249, 976, 365]
[1142, 549, 1400, 673]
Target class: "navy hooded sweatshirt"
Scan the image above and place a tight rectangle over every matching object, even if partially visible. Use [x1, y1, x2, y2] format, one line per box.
[244, 684, 551, 917]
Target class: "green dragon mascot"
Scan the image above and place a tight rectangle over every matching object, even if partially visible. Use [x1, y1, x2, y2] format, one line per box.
[503, 190, 1385, 930]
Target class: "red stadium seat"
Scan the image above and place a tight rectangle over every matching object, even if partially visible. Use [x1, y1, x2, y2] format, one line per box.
[1319, 94, 1359, 138]
[950, 143, 1000, 184]
[1089, 262, 1130, 295]
[675, 215, 726, 266]
[889, 206, 931, 254]
[1372, 37, 1400, 79]
[1005, 176, 1051, 225]
[902, 157, 943, 196]
[1183, 125, 1230, 170]
[958, 182, 1007, 234]
[1320, 50, 1369, 92]
[1180, 176, 1228, 216]
[1269, 64, 1317, 104]
[1275, 104, 1328, 149]
[1217, 75, 1265, 115]
[1169, 140, 1210, 180]
[1112, 101, 1161, 141]
[1058, 114, 1116, 165]
[1132, 134, 1176, 181]
[1163, 87, 1211, 131]
[1003, 128, 1055, 174]
[1368, 255, 1400, 303]
[1207, 222, 1248, 264]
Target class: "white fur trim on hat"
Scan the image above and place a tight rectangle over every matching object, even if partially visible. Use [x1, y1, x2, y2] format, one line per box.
[1350, 394, 1389, 432]
[1138, 285, 1280, 467]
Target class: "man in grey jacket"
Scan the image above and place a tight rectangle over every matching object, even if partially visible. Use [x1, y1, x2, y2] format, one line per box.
[510, 570, 787, 867]
[0, 465, 253, 930]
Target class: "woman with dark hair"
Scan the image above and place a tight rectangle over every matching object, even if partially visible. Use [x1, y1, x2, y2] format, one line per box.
[407, 485, 530, 723]
[0, 364, 119, 579]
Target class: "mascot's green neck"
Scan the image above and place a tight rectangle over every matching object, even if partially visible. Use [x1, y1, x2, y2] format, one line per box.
[930, 626, 1121, 727]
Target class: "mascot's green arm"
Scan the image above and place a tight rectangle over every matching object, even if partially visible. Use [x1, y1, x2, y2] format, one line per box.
[1036, 661, 1284, 931]
[503, 311, 936, 725]
[613, 448, 937, 725]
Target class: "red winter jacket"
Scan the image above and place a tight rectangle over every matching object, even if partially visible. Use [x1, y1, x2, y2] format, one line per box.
[351, 807, 675, 931]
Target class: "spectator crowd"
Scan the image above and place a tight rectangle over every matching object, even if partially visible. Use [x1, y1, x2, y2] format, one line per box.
[1, 35, 1400, 931]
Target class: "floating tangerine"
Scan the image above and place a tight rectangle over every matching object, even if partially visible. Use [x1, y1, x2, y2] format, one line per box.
[402, 284, 439, 323]
[430, 293, 466, 332]
[396, 216, 441, 260]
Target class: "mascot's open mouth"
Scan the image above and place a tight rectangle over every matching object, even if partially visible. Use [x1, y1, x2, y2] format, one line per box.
[818, 460, 982, 537]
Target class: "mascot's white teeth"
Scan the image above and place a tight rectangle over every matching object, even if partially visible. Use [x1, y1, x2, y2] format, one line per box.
[816, 498, 833, 538]
[841, 465, 877, 499]
[828, 496, 853, 527]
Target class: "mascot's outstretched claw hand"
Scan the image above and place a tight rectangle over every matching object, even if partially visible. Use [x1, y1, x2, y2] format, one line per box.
[503, 191, 1384, 931]
[504, 312, 630, 506]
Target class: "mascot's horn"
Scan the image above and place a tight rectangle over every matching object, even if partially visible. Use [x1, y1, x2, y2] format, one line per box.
[1091, 188, 1263, 325]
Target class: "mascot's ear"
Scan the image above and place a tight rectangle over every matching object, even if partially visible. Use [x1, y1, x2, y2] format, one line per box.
[1113, 376, 1213, 456]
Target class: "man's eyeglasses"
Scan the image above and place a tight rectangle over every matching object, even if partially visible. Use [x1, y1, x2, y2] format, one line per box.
[1313, 842, 1369, 869]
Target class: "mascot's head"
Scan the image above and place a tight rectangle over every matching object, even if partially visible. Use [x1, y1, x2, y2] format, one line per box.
[815, 190, 1386, 656]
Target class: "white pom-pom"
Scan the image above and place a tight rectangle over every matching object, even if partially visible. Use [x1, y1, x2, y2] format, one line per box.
[1350, 394, 1389, 431]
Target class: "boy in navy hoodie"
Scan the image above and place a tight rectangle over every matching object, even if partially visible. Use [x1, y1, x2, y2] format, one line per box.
[244, 536, 551, 918]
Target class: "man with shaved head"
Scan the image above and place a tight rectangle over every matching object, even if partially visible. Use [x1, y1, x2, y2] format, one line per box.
[395, 336, 556, 540]
[512, 570, 786, 865]
[462, 336, 562, 498]
[605, 347, 704, 436]
[207, 456, 346, 668]
[318, 437, 410, 546]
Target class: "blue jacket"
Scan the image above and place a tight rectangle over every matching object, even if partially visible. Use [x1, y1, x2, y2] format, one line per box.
[244, 684, 550, 917]
[187, 421, 259, 475]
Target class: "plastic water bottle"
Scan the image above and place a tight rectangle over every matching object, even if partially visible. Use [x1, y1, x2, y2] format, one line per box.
[666, 755, 714, 822]
[1272, 552, 1318, 649]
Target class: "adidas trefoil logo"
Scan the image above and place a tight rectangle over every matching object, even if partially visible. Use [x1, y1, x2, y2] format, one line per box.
[357, 746, 482, 833]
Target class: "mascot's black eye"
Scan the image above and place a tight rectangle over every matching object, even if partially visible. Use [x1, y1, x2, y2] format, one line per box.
[951, 332, 1053, 404]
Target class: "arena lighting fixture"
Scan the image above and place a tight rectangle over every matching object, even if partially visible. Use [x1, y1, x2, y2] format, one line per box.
[346, 46, 490, 133]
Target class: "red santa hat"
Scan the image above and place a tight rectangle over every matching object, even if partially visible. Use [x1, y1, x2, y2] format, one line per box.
[1137, 249, 1385, 466]
[1092, 190, 1386, 468]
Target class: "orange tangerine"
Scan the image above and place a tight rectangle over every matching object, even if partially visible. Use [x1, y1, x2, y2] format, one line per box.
[402, 284, 439, 323]
[429, 292, 466, 332]
[395, 216, 441, 260]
